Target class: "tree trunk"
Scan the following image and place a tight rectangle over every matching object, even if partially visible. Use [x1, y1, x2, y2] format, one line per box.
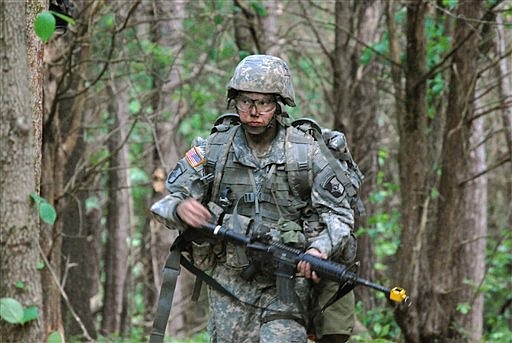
[393, 1, 430, 341]
[332, 0, 352, 131]
[0, 1, 43, 341]
[26, 0, 45, 194]
[330, 0, 383, 312]
[430, 1, 486, 340]
[57, 7, 98, 338]
[39, 1, 97, 338]
[60, 180, 98, 340]
[59, 106, 97, 339]
[261, 0, 281, 55]
[101, 83, 132, 335]
[495, 12, 512, 228]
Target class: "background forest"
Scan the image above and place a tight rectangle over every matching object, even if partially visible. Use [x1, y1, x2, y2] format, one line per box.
[1, 0, 511, 342]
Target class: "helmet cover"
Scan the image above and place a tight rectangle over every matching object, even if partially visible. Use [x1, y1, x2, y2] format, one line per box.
[227, 55, 296, 107]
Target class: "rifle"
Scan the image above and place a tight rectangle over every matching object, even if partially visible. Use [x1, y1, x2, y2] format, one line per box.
[202, 222, 411, 306]
[149, 222, 410, 343]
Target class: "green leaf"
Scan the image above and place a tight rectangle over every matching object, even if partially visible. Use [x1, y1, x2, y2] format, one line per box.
[34, 11, 56, 42]
[0, 297, 24, 324]
[15, 281, 25, 289]
[457, 302, 471, 314]
[85, 197, 101, 212]
[441, 0, 458, 9]
[49, 10, 76, 26]
[21, 306, 39, 324]
[36, 261, 45, 270]
[128, 99, 141, 114]
[214, 14, 223, 25]
[431, 187, 440, 199]
[47, 331, 63, 343]
[30, 192, 45, 204]
[39, 202, 57, 225]
[251, 1, 268, 16]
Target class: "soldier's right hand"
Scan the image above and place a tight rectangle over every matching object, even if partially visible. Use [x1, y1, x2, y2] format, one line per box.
[176, 198, 211, 228]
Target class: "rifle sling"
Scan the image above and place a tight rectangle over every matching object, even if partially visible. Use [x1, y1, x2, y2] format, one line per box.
[149, 237, 244, 343]
[149, 232, 352, 343]
[149, 248, 181, 343]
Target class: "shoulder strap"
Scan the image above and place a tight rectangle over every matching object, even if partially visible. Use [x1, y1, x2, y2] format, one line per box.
[286, 126, 314, 200]
[208, 126, 239, 201]
[206, 114, 241, 201]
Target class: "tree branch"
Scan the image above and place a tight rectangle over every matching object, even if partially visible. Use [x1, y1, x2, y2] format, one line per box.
[37, 242, 93, 342]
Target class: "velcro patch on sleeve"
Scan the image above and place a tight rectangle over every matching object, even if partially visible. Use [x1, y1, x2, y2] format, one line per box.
[322, 175, 345, 198]
[185, 146, 205, 168]
[167, 163, 184, 184]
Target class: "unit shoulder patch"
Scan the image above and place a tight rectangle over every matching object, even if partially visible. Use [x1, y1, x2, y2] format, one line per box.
[322, 175, 345, 198]
[167, 163, 184, 184]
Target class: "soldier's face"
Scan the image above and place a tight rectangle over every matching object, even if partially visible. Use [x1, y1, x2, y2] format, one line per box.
[236, 92, 277, 132]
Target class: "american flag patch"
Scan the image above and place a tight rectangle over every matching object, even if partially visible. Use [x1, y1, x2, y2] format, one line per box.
[185, 146, 205, 168]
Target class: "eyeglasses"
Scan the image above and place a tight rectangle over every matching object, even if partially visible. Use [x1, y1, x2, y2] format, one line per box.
[235, 96, 276, 113]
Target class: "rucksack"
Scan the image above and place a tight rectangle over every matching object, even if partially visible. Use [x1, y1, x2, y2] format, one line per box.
[291, 117, 365, 216]
[207, 113, 365, 216]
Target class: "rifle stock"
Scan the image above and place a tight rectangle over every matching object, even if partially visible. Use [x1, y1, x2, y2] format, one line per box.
[203, 223, 411, 305]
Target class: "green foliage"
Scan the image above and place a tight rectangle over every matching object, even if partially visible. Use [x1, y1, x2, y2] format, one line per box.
[34, 11, 56, 42]
[250, 1, 268, 17]
[34, 10, 75, 42]
[30, 193, 57, 225]
[456, 302, 471, 315]
[425, 14, 451, 120]
[0, 298, 24, 324]
[442, 0, 458, 9]
[354, 302, 402, 341]
[50, 11, 76, 26]
[47, 331, 63, 343]
[129, 99, 142, 114]
[89, 331, 210, 343]
[0, 298, 39, 325]
[482, 232, 512, 341]
[21, 306, 39, 324]
[30, 2, 509, 342]
[167, 332, 210, 342]
[359, 146, 401, 266]
[426, 17, 451, 68]
[360, 33, 389, 65]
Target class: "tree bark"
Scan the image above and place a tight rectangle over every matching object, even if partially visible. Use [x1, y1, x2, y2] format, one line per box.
[0, 1, 43, 341]
[430, 1, 486, 340]
[331, 0, 383, 312]
[332, 0, 352, 132]
[393, 1, 430, 341]
[101, 83, 132, 335]
[26, 0, 45, 194]
[40, 1, 97, 338]
[495, 12, 512, 228]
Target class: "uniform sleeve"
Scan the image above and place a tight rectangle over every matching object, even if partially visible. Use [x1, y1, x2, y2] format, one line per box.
[307, 143, 355, 258]
[150, 142, 210, 231]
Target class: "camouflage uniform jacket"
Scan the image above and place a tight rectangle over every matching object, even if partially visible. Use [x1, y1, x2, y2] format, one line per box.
[153, 123, 355, 261]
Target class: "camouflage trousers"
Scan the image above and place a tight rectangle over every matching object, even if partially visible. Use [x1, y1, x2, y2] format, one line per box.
[207, 264, 310, 343]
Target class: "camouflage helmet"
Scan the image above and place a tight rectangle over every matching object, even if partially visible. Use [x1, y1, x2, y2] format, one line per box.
[227, 55, 296, 107]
